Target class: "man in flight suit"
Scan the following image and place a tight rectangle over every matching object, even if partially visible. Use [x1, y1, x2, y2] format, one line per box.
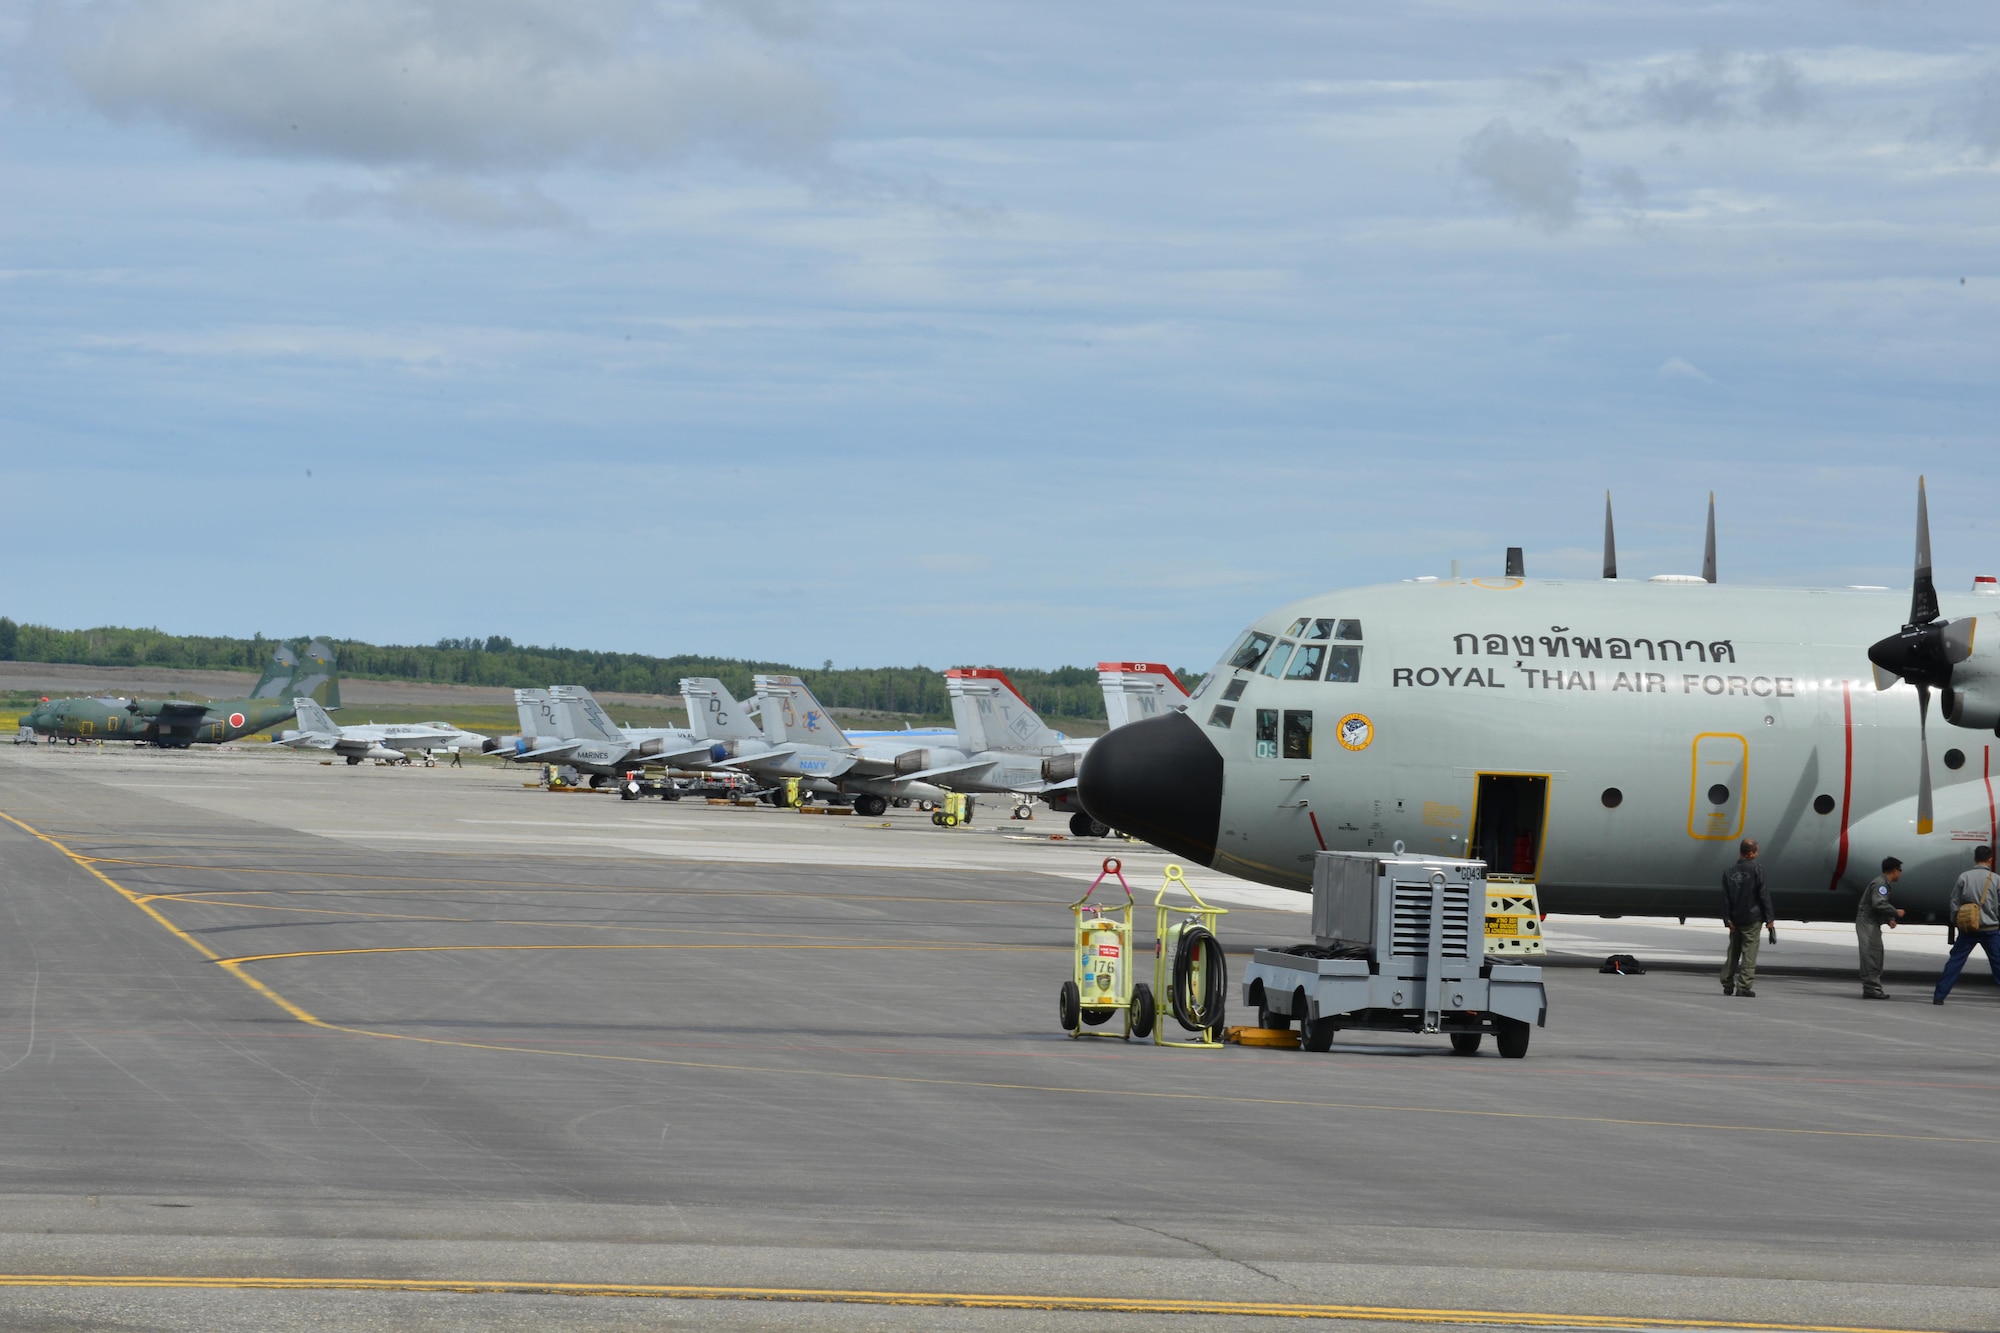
[1856, 857, 1905, 1000]
[1934, 845, 2000, 1005]
[1721, 838, 1775, 998]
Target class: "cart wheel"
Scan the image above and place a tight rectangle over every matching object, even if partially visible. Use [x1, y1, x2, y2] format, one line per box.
[1297, 987, 1333, 1052]
[1081, 1006, 1114, 1026]
[1058, 981, 1081, 1035]
[943, 814, 958, 827]
[1495, 1018, 1530, 1059]
[1130, 984, 1156, 1039]
[1258, 1007, 1291, 1030]
[1449, 1032, 1482, 1056]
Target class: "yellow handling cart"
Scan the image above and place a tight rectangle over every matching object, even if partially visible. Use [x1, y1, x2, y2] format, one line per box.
[1059, 858, 1156, 1040]
[931, 792, 972, 827]
[1152, 864, 1229, 1049]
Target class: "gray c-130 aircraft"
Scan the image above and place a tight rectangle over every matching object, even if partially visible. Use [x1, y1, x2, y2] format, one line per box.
[1077, 481, 2000, 925]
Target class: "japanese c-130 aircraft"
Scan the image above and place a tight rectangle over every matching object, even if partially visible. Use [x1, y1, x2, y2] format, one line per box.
[24, 640, 340, 747]
[1076, 481, 2000, 925]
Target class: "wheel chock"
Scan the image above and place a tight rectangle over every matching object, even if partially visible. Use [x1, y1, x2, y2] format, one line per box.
[1224, 1026, 1300, 1049]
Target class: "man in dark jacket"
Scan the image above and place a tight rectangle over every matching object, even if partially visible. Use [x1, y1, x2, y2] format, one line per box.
[1721, 838, 1774, 998]
[1856, 857, 1905, 1000]
[1934, 845, 2000, 1005]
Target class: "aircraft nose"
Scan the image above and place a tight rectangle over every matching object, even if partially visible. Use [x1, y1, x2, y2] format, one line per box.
[1077, 710, 1223, 865]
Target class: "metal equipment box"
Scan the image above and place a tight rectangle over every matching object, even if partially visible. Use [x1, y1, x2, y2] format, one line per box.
[1243, 849, 1548, 1058]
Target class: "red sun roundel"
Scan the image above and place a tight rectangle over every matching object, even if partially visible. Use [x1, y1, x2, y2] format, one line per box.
[228, 712, 246, 729]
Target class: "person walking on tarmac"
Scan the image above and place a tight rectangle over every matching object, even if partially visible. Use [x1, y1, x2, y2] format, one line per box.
[1721, 838, 1775, 998]
[1933, 845, 2000, 1005]
[1856, 857, 1906, 1000]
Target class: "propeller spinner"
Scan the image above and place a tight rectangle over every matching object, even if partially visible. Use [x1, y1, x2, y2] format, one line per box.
[1865, 477, 1975, 835]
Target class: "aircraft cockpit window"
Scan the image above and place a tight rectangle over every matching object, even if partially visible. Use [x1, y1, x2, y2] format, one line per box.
[1260, 641, 1298, 678]
[1254, 709, 1279, 758]
[1335, 619, 1364, 641]
[1226, 631, 1276, 671]
[1307, 619, 1335, 640]
[1221, 678, 1247, 702]
[1282, 709, 1312, 759]
[1285, 617, 1311, 637]
[1323, 645, 1362, 683]
[1207, 705, 1236, 730]
[1284, 644, 1325, 680]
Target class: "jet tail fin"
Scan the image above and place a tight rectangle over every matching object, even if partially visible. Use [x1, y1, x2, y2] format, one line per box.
[1098, 661, 1190, 729]
[680, 678, 764, 741]
[946, 669, 1062, 753]
[515, 688, 553, 737]
[291, 696, 339, 737]
[249, 643, 300, 700]
[753, 675, 851, 748]
[292, 639, 341, 711]
[549, 686, 626, 744]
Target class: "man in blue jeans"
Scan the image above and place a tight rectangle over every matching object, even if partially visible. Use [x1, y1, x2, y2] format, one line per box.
[1934, 845, 2000, 1005]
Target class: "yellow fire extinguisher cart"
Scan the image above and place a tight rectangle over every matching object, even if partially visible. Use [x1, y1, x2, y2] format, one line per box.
[1152, 864, 1229, 1049]
[1059, 858, 1156, 1040]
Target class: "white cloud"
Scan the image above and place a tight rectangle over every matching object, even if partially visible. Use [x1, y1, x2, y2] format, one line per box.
[37, 0, 839, 174]
[1459, 118, 1581, 231]
[1928, 70, 2000, 160]
[1658, 356, 1713, 384]
[311, 173, 576, 230]
[1562, 51, 1816, 130]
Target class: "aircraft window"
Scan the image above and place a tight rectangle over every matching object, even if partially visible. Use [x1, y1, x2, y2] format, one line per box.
[1285, 644, 1325, 680]
[1221, 678, 1247, 702]
[1601, 788, 1622, 809]
[1286, 617, 1310, 637]
[1707, 784, 1730, 806]
[1335, 619, 1364, 641]
[1207, 705, 1236, 730]
[1813, 794, 1836, 815]
[1282, 710, 1313, 759]
[1226, 631, 1276, 671]
[1307, 619, 1336, 640]
[1323, 646, 1362, 683]
[1255, 709, 1279, 758]
[1260, 642, 1298, 678]
[1945, 749, 1967, 771]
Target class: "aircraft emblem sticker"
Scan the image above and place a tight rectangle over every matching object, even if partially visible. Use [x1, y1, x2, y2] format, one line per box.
[228, 712, 246, 728]
[1337, 713, 1373, 752]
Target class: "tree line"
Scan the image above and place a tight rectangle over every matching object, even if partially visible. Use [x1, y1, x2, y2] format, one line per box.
[0, 619, 1194, 721]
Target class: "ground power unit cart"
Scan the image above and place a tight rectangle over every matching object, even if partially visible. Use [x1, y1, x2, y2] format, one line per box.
[1242, 848, 1547, 1058]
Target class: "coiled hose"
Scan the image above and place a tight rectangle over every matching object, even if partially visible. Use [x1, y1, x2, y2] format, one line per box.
[1169, 922, 1228, 1033]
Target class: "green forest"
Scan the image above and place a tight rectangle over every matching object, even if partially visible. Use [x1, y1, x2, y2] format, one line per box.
[0, 618, 1195, 722]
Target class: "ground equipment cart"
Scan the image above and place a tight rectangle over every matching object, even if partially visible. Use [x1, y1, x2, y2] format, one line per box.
[1241, 847, 1546, 1058]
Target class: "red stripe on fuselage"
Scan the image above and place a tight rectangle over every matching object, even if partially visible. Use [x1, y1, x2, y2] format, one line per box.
[1828, 680, 1854, 892]
[1308, 810, 1328, 851]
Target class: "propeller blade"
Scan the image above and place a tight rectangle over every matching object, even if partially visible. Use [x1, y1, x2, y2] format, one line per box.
[1702, 492, 1717, 584]
[1945, 616, 1977, 664]
[1917, 684, 1935, 836]
[1911, 476, 1938, 628]
[1872, 662, 1899, 691]
[1602, 492, 1617, 580]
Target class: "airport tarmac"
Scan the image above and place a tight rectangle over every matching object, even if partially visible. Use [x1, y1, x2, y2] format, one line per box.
[0, 743, 1997, 1331]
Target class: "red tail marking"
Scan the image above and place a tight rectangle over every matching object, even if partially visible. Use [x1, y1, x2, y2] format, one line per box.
[1828, 680, 1854, 892]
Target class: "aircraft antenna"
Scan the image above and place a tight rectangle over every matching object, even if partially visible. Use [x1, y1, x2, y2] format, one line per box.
[1602, 493, 1617, 580]
[1701, 492, 1717, 584]
[1505, 547, 1525, 578]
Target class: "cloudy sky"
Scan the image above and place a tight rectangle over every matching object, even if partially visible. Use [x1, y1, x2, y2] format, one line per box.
[3, 1, 1997, 670]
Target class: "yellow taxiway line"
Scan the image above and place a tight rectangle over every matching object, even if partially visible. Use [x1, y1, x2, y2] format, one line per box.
[0, 1274, 1944, 1331]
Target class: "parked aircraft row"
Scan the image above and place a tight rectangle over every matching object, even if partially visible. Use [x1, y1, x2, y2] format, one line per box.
[489, 664, 1189, 834]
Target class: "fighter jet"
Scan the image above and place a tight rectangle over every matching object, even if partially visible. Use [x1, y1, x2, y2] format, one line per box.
[274, 698, 487, 764]
[24, 639, 339, 747]
[496, 685, 711, 783]
[1077, 483, 2000, 925]
[682, 676, 946, 815]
